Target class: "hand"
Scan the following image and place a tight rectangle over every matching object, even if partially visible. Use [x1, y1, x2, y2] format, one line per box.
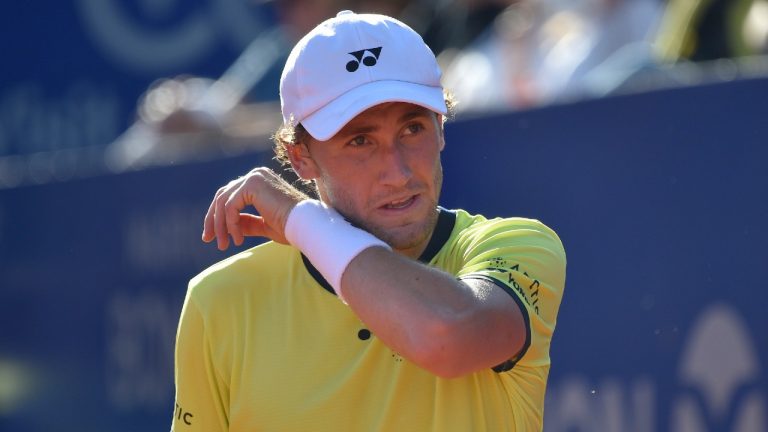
[202, 167, 309, 250]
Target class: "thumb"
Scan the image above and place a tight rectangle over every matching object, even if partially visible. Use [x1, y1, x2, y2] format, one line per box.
[239, 214, 289, 245]
[238, 214, 268, 237]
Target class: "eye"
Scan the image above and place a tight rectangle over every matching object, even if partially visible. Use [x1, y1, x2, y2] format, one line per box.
[403, 122, 425, 136]
[346, 135, 369, 147]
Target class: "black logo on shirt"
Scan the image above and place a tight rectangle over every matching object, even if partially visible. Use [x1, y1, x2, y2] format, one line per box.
[346, 47, 382, 72]
[174, 402, 194, 426]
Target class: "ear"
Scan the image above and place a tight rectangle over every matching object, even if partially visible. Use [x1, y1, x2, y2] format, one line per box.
[287, 142, 320, 180]
[436, 115, 446, 152]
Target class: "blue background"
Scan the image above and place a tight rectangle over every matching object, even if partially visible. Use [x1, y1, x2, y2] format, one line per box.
[1, 77, 766, 431]
[1, 0, 767, 430]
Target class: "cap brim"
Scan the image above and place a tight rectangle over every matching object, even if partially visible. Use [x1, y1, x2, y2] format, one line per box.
[301, 81, 447, 141]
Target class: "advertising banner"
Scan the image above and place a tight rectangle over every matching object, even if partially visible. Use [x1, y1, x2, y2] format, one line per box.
[1, 78, 766, 431]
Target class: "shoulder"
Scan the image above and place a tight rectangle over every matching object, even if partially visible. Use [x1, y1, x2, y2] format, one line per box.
[448, 210, 567, 359]
[450, 209, 565, 260]
[187, 241, 298, 313]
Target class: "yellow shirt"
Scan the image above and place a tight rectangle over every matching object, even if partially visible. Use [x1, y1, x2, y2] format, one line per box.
[172, 208, 566, 431]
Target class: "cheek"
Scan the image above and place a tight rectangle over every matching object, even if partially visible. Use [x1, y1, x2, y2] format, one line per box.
[433, 161, 443, 193]
[416, 143, 443, 181]
[317, 169, 368, 210]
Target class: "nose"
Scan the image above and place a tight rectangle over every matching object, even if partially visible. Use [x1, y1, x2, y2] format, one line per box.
[378, 140, 412, 187]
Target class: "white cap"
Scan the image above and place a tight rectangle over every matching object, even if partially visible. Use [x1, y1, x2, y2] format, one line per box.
[279, 10, 447, 141]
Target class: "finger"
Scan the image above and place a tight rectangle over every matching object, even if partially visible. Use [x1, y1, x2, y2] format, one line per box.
[203, 186, 227, 242]
[207, 177, 243, 247]
[224, 188, 247, 246]
[239, 214, 289, 245]
[213, 193, 230, 251]
[238, 214, 268, 237]
[202, 202, 217, 243]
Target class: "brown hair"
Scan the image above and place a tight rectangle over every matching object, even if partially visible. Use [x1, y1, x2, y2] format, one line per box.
[272, 91, 457, 167]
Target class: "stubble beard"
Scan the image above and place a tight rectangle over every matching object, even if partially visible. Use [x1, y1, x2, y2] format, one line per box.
[322, 164, 444, 256]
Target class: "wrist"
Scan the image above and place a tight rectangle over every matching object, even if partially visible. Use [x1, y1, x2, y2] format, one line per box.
[284, 199, 390, 301]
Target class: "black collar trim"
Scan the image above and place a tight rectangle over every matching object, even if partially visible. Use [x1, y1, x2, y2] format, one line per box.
[417, 206, 457, 263]
[302, 207, 457, 296]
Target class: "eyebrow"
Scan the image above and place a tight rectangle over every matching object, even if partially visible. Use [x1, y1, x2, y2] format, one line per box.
[398, 107, 433, 123]
[339, 123, 379, 137]
[338, 107, 433, 137]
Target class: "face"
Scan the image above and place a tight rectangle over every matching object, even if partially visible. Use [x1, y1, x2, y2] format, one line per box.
[289, 102, 445, 259]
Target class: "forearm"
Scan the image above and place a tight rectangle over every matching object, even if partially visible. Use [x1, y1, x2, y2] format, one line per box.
[281, 200, 525, 377]
[341, 247, 521, 378]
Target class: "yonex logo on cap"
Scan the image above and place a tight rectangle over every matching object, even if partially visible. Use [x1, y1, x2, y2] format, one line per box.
[346, 47, 382, 72]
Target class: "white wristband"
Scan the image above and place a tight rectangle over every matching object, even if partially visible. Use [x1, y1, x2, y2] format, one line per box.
[284, 199, 390, 300]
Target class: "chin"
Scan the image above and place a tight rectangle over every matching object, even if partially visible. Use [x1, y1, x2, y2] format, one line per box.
[368, 212, 437, 252]
[379, 229, 426, 251]
[326, 188, 440, 252]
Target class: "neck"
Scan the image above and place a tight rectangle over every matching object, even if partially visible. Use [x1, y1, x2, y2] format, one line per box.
[395, 206, 442, 260]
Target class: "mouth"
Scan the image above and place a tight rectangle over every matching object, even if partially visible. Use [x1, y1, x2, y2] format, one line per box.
[380, 194, 418, 211]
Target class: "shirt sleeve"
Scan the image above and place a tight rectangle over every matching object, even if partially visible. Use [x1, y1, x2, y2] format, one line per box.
[455, 218, 566, 370]
[172, 286, 229, 431]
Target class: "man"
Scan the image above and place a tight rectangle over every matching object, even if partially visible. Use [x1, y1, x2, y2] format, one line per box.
[172, 11, 566, 431]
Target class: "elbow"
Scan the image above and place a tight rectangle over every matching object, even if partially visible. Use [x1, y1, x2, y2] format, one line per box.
[408, 313, 477, 379]
[407, 307, 525, 379]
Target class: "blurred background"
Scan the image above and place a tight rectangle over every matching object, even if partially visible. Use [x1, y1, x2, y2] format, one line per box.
[0, 0, 766, 431]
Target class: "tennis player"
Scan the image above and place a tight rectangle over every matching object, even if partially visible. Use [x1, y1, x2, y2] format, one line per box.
[172, 10, 566, 431]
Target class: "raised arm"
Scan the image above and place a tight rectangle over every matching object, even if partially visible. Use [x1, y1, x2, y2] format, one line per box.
[342, 247, 527, 378]
[202, 168, 528, 378]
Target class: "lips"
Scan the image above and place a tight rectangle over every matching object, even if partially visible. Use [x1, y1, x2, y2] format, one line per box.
[381, 195, 417, 210]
